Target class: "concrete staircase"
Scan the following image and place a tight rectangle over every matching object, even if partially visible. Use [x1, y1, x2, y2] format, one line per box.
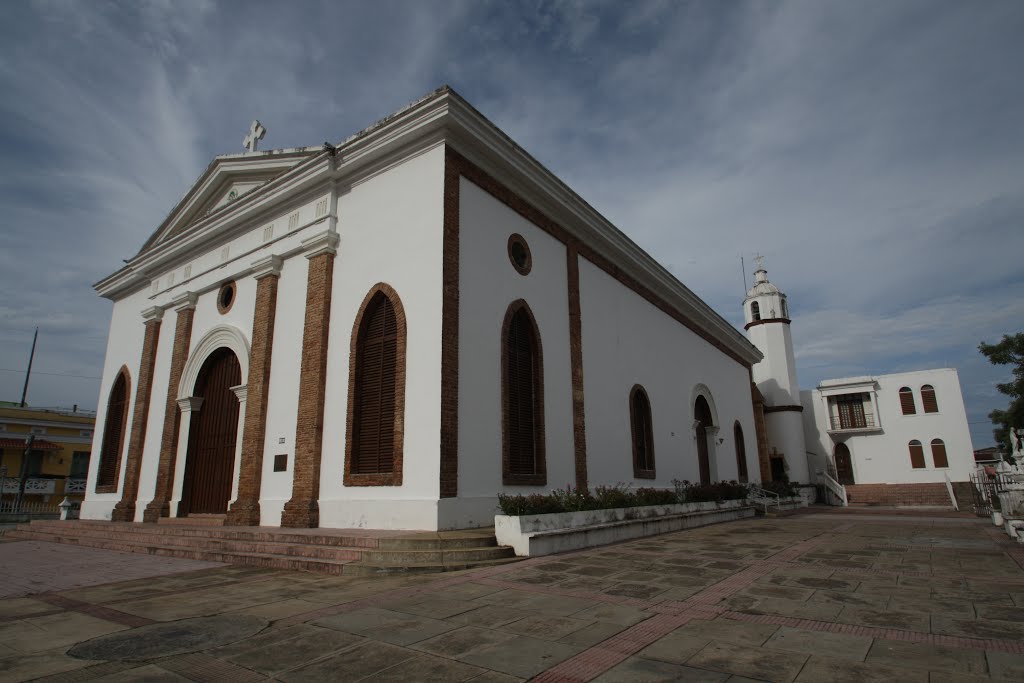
[3, 520, 518, 576]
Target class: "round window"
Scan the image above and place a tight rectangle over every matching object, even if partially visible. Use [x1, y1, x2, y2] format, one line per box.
[217, 281, 236, 314]
[507, 234, 532, 275]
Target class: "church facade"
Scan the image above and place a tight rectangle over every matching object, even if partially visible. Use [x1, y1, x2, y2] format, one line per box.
[82, 87, 764, 530]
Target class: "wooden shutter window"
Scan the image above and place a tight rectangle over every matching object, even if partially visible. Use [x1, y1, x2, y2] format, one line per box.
[921, 385, 938, 413]
[630, 385, 655, 478]
[931, 439, 948, 468]
[502, 302, 546, 486]
[898, 387, 916, 415]
[908, 440, 926, 469]
[96, 370, 130, 491]
[734, 422, 748, 483]
[352, 293, 398, 475]
[751, 301, 760, 321]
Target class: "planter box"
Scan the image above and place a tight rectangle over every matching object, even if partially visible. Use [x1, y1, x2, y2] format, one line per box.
[495, 499, 753, 557]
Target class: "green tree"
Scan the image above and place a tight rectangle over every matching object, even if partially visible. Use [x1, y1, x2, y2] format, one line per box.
[979, 333, 1024, 456]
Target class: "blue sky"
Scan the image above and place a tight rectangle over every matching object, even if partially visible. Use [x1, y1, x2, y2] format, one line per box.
[1, 0, 1021, 448]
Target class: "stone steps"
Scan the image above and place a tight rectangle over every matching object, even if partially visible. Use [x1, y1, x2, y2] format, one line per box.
[4, 520, 517, 576]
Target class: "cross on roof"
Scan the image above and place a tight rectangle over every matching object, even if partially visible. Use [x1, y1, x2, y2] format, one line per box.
[243, 120, 266, 152]
[753, 253, 765, 271]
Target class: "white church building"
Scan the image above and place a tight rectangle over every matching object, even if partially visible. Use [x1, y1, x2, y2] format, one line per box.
[82, 87, 766, 531]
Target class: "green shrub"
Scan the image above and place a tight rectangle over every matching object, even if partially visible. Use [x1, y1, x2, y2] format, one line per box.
[672, 479, 748, 503]
[592, 484, 634, 509]
[634, 487, 678, 506]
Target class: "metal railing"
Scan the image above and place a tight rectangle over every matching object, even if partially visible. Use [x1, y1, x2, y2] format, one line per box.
[829, 414, 877, 431]
[748, 486, 781, 513]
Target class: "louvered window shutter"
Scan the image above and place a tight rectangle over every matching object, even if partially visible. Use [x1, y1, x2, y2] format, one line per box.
[921, 385, 938, 413]
[506, 310, 537, 476]
[97, 373, 128, 487]
[353, 294, 398, 474]
[898, 387, 916, 415]
[908, 440, 926, 469]
[632, 390, 654, 472]
[735, 423, 748, 483]
[931, 439, 948, 468]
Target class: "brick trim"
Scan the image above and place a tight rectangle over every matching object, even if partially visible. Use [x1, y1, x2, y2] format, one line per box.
[445, 147, 752, 370]
[343, 283, 407, 487]
[281, 251, 335, 528]
[95, 366, 132, 495]
[501, 299, 547, 486]
[629, 384, 656, 479]
[744, 317, 791, 330]
[507, 233, 532, 275]
[216, 281, 237, 314]
[764, 404, 803, 413]
[567, 241, 588, 489]
[439, 150, 460, 498]
[226, 271, 280, 526]
[750, 379, 772, 483]
[111, 321, 161, 519]
[143, 305, 196, 522]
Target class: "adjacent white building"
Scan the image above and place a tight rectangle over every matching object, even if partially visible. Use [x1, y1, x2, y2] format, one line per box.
[81, 87, 764, 531]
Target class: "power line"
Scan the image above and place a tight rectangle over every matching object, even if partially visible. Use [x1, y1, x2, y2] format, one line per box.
[0, 368, 100, 380]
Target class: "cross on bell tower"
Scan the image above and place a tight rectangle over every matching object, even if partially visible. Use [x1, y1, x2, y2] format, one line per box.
[243, 120, 266, 152]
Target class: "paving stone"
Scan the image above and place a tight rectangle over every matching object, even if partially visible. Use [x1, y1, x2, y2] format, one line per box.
[566, 564, 622, 577]
[795, 655, 928, 682]
[975, 603, 1024, 623]
[885, 594, 976, 617]
[865, 639, 987, 674]
[0, 597, 55, 618]
[741, 585, 816, 602]
[673, 618, 780, 646]
[0, 648, 97, 681]
[637, 631, 711, 665]
[928, 673, 999, 683]
[688, 642, 807, 683]
[459, 634, 581, 679]
[359, 653, 488, 681]
[0, 612, 129, 654]
[809, 589, 889, 609]
[986, 650, 1024, 680]
[764, 627, 872, 661]
[602, 582, 669, 600]
[223, 624, 362, 675]
[413, 625, 517, 658]
[790, 576, 860, 592]
[741, 597, 843, 620]
[386, 596, 480, 619]
[475, 588, 598, 616]
[502, 615, 593, 640]
[930, 614, 1024, 640]
[838, 607, 931, 632]
[67, 614, 268, 662]
[100, 664, 193, 681]
[571, 602, 652, 626]
[230, 598, 324, 621]
[277, 639, 417, 682]
[593, 655, 729, 682]
[465, 672, 523, 683]
[558, 620, 627, 647]
[445, 604, 531, 629]
[313, 606, 456, 645]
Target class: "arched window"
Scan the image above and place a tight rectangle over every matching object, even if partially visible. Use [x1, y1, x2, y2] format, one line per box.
[908, 440, 926, 469]
[502, 301, 545, 485]
[931, 438, 948, 468]
[630, 385, 655, 478]
[751, 301, 761, 321]
[780, 298, 789, 319]
[734, 422, 748, 483]
[95, 368, 131, 492]
[921, 385, 938, 413]
[898, 387, 916, 415]
[345, 286, 406, 486]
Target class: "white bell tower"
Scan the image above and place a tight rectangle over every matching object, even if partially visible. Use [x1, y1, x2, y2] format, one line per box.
[743, 257, 808, 483]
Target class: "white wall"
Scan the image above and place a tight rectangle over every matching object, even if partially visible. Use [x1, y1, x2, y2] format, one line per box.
[803, 368, 975, 484]
[457, 177, 575, 501]
[579, 259, 759, 489]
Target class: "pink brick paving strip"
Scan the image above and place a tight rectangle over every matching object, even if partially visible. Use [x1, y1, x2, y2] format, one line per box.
[35, 593, 155, 628]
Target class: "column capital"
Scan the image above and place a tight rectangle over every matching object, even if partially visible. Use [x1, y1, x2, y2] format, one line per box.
[230, 384, 249, 403]
[171, 292, 198, 312]
[142, 306, 164, 322]
[177, 396, 204, 414]
[250, 255, 283, 280]
[301, 230, 339, 259]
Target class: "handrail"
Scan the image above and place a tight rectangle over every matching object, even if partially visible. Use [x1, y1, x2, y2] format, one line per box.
[943, 472, 959, 511]
[818, 471, 848, 507]
[747, 486, 781, 513]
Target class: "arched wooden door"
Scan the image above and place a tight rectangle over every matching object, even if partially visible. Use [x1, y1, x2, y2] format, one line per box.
[180, 348, 241, 515]
[834, 443, 855, 485]
[694, 396, 713, 485]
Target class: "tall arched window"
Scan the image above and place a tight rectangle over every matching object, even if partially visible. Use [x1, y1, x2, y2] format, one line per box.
[921, 385, 939, 413]
[751, 301, 761, 321]
[931, 438, 948, 468]
[630, 385, 655, 478]
[734, 422, 748, 483]
[502, 301, 545, 485]
[908, 440, 926, 469]
[898, 387, 916, 415]
[95, 368, 131, 492]
[345, 285, 406, 486]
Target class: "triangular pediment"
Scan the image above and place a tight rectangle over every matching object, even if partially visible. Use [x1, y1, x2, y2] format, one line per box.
[139, 149, 319, 254]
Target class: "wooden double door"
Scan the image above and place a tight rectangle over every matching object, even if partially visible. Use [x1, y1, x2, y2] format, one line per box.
[180, 348, 241, 516]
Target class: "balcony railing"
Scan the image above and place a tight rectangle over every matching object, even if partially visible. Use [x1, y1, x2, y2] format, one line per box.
[829, 414, 877, 431]
[0, 478, 57, 494]
[65, 479, 87, 494]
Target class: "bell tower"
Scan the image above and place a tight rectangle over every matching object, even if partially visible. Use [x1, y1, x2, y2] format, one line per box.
[743, 257, 808, 483]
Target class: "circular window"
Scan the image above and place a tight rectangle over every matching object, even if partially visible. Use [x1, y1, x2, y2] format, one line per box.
[507, 233, 532, 276]
[217, 281, 236, 314]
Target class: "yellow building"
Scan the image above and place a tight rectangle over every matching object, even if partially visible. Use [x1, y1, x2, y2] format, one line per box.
[0, 404, 95, 510]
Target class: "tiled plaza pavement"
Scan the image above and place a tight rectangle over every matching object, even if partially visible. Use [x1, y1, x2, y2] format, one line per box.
[2, 511, 1024, 682]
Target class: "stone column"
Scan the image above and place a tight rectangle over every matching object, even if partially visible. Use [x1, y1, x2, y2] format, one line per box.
[226, 256, 282, 526]
[111, 307, 163, 522]
[281, 232, 338, 528]
[143, 292, 197, 523]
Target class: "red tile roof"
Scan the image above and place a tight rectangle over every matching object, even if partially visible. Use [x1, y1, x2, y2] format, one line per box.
[0, 438, 63, 451]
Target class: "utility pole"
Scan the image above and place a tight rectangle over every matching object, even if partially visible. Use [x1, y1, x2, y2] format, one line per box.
[741, 256, 748, 294]
[15, 434, 35, 513]
[20, 327, 38, 408]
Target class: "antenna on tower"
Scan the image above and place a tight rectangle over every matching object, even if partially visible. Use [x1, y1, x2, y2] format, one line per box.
[741, 256, 748, 294]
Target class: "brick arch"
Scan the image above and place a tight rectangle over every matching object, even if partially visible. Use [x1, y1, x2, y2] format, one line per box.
[95, 365, 132, 493]
[344, 283, 407, 487]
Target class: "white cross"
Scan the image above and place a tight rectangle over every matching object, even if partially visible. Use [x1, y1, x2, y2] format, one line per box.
[243, 120, 266, 152]
[753, 253, 765, 271]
